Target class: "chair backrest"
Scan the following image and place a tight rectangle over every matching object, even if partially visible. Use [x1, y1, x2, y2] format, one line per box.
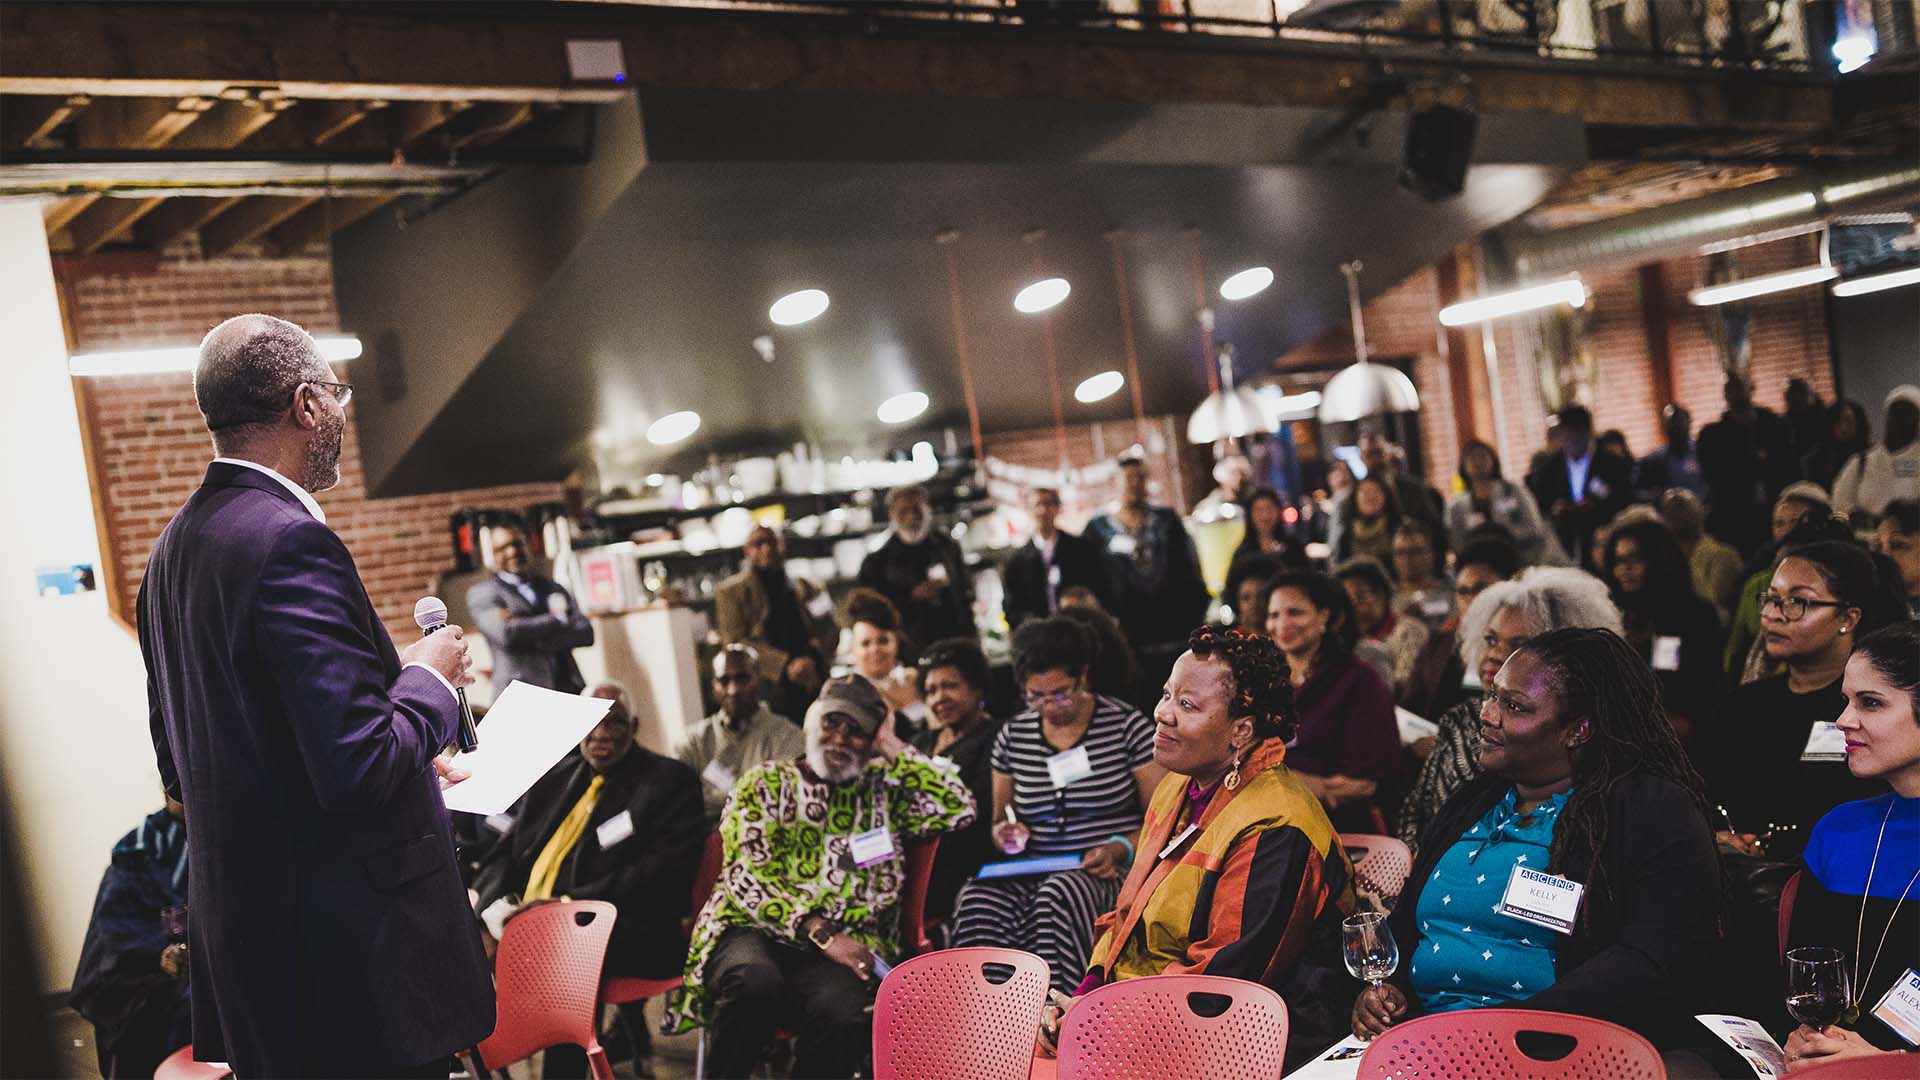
[154, 1045, 230, 1080]
[1777, 868, 1801, 965]
[899, 836, 941, 956]
[872, 947, 1050, 1080]
[692, 830, 724, 917]
[1055, 974, 1290, 1080]
[1341, 832, 1414, 902]
[1357, 1008, 1665, 1080]
[474, 899, 617, 1070]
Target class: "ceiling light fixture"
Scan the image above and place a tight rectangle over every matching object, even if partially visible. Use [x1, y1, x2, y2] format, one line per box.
[69, 334, 363, 377]
[1688, 264, 1838, 306]
[1074, 370, 1125, 403]
[876, 390, 928, 425]
[1219, 266, 1274, 301]
[1831, 265, 1920, 297]
[1832, 35, 1875, 73]
[645, 410, 701, 445]
[1437, 278, 1586, 326]
[1318, 261, 1421, 425]
[1014, 277, 1070, 314]
[769, 288, 830, 326]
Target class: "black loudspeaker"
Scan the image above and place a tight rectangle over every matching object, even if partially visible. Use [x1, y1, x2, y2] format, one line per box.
[1400, 105, 1477, 201]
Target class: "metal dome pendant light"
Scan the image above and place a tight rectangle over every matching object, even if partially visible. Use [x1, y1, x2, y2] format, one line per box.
[1317, 260, 1420, 424]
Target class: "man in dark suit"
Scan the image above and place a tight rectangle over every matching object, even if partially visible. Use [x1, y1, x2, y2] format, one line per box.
[1525, 404, 1632, 568]
[474, 681, 705, 1076]
[468, 523, 593, 695]
[1002, 487, 1118, 629]
[139, 314, 492, 1078]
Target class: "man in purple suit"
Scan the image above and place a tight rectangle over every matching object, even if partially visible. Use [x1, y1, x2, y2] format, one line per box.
[138, 314, 493, 1078]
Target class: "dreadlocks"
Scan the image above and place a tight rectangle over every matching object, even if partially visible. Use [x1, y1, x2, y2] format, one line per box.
[1516, 627, 1712, 926]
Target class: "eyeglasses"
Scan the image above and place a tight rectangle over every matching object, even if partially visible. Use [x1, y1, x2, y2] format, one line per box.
[1023, 684, 1078, 708]
[302, 380, 353, 408]
[1758, 593, 1846, 622]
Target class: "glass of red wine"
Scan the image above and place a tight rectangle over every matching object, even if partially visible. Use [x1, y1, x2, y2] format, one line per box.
[1785, 946, 1851, 1032]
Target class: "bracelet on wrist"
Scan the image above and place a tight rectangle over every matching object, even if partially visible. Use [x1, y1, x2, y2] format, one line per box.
[1106, 834, 1134, 862]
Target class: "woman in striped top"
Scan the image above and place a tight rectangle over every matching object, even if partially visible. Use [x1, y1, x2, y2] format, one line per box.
[949, 616, 1165, 993]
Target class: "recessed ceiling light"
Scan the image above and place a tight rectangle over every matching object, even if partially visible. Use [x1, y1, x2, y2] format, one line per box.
[1074, 370, 1125, 403]
[1014, 277, 1070, 314]
[876, 391, 929, 425]
[1219, 266, 1274, 301]
[769, 288, 830, 326]
[645, 410, 701, 445]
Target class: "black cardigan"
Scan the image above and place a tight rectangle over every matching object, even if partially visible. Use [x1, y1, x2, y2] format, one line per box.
[1382, 771, 1723, 1046]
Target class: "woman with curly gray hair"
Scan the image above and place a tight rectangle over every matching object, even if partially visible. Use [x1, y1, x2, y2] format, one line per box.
[1394, 567, 1621, 853]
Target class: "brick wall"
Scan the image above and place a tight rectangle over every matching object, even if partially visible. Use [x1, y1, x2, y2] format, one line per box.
[60, 242, 564, 644]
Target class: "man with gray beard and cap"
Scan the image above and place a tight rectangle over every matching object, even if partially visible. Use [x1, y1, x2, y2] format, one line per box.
[664, 675, 976, 1078]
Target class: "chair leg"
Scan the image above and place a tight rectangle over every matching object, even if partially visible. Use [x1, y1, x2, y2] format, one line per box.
[694, 1028, 706, 1080]
[586, 1044, 615, 1080]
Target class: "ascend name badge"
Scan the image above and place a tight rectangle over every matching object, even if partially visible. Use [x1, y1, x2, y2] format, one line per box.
[1497, 865, 1584, 934]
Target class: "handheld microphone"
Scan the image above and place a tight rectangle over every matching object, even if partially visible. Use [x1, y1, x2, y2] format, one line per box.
[413, 596, 479, 753]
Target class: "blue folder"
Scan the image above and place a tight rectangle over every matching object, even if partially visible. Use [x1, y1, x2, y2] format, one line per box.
[974, 854, 1084, 880]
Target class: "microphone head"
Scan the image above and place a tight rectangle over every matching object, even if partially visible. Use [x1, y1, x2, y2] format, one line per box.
[413, 596, 449, 631]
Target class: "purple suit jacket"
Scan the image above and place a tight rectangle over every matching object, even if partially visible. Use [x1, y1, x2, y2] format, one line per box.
[138, 462, 493, 1077]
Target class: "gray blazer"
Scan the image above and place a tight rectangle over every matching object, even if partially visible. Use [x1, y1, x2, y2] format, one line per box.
[467, 573, 594, 694]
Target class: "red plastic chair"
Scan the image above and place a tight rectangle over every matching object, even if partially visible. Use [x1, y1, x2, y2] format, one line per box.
[1055, 974, 1290, 1079]
[1778, 868, 1802, 965]
[1356, 1008, 1665, 1079]
[154, 1045, 230, 1080]
[872, 947, 1049, 1080]
[469, 899, 619, 1080]
[601, 830, 725, 1006]
[899, 835, 941, 956]
[1341, 833, 1414, 904]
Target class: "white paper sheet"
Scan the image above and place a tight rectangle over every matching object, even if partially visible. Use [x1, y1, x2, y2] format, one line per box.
[1284, 1035, 1370, 1080]
[1695, 1014, 1789, 1079]
[1396, 707, 1439, 746]
[440, 681, 612, 815]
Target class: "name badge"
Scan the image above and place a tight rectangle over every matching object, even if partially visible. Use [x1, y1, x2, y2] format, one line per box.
[1494, 497, 1520, 517]
[1651, 635, 1682, 672]
[1107, 533, 1137, 557]
[849, 826, 895, 868]
[1420, 596, 1451, 618]
[1801, 721, 1848, 763]
[1047, 563, 1062, 587]
[1046, 745, 1094, 789]
[1158, 823, 1199, 861]
[1589, 477, 1611, 499]
[807, 591, 834, 619]
[701, 758, 738, 792]
[595, 809, 634, 849]
[547, 593, 570, 618]
[927, 562, 949, 584]
[1497, 864, 1585, 933]
[1872, 968, 1920, 1046]
[483, 812, 515, 835]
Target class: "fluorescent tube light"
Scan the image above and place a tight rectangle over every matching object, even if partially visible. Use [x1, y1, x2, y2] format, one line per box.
[69, 334, 363, 377]
[1687, 265, 1837, 306]
[1831, 266, 1920, 297]
[1438, 279, 1585, 326]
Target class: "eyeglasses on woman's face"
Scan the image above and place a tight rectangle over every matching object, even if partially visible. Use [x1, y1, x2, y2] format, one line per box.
[1757, 592, 1845, 623]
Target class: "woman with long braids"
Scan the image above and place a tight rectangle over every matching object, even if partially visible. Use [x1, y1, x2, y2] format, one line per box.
[1352, 627, 1721, 1049]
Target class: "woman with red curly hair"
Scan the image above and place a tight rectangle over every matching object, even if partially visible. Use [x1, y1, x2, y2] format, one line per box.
[1038, 626, 1361, 1066]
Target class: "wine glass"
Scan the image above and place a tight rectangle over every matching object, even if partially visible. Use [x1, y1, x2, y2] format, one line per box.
[1785, 946, 1851, 1032]
[1343, 912, 1399, 988]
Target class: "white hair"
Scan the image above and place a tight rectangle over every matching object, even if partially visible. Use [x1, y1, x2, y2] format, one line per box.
[1456, 566, 1622, 670]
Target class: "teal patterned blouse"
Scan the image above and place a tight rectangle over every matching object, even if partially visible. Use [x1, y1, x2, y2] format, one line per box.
[664, 747, 975, 1031]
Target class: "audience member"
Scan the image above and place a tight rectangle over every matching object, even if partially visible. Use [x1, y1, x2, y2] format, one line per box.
[1800, 399, 1871, 491]
[1634, 405, 1705, 500]
[1445, 438, 1563, 566]
[843, 588, 922, 718]
[950, 616, 1162, 994]
[1232, 486, 1310, 570]
[1602, 518, 1726, 741]
[1337, 557, 1430, 695]
[1055, 599, 1143, 709]
[909, 638, 1004, 928]
[1395, 568, 1620, 852]
[1390, 522, 1452, 632]
[468, 522, 593, 695]
[474, 683, 705, 1077]
[1701, 541, 1886, 855]
[1319, 459, 1357, 555]
[1360, 430, 1444, 531]
[70, 793, 192, 1080]
[1223, 552, 1281, 633]
[1086, 457, 1211, 699]
[1401, 535, 1521, 722]
[1597, 428, 1632, 468]
[1191, 454, 1256, 519]
[1526, 405, 1633, 568]
[773, 644, 826, 726]
[1699, 373, 1800, 557]
[1003, 486, 1119, 629]
[676, 645, 807, 826]
[1784, 377, 1828, 463]
[1834, 385, 1920, 525]
[715, 525, 838, 686]
[1723, 493, 1843, 678]
[1337, 475, 1401, 567]
[858, 484, 974, 652]
[664, 676, 974, 1078]
[1264, 571, 1401, 831]
[1658, 488, 1743, 624]
[1040, 627, 1359, 1066]
[1780, 621, 1919, 1069]
[1873, 500, 1920, 620]
[1355, 629, 1721, 1048]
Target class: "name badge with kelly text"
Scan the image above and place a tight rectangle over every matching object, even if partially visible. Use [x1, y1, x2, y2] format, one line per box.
[1046, 745, 1094, 789]
[595, 810, 634, 849]
[1872, 968, 1920, 1046]
[1801, 721, 1848, 763]
[1497, 865, 1585, 934]
[848, 826, 895, 868]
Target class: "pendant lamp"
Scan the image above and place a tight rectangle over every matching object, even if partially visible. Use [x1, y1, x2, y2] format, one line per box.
[1317, 260, 1420, 424]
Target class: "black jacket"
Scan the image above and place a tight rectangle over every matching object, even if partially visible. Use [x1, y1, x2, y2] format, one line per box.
[857, 533, 975, 654]
[1386, 771, 1722, 1046]
[474, 746, 706, 978]
[1002, 530, 1120, 629]
[1525, 451, 1634, 567]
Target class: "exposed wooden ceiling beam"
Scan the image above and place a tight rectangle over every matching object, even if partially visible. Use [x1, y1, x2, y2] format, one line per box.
[42, 194, 100, 234]
[2, 93, 90, 148]
[199, 195, 317, 258]
[166, 96, 293, 150]
[444, 102, 535, 155]
[131, 195, 243, 250]
[266, 195, 397, 253]
[76, 95, 217, 149]
[67, 196, 166, 255]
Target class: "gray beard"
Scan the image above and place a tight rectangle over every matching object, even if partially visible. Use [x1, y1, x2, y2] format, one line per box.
[805, 736, 865, 784]
[300, 410, 345, 492]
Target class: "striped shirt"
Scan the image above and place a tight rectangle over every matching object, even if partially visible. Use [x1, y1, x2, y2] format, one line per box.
[991, 695, 1155, 854]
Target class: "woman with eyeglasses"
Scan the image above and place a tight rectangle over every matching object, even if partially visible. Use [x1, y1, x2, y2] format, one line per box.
[947, 616, 1165, 993]
[1700, 541, 1888, 857]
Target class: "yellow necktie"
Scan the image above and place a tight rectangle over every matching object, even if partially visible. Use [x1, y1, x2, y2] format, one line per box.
[523, 773, 605, 902]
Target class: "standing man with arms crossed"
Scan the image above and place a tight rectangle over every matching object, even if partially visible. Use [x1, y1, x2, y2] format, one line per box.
[139, 314, 493, 1078]
[468, 521, 594, 695]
